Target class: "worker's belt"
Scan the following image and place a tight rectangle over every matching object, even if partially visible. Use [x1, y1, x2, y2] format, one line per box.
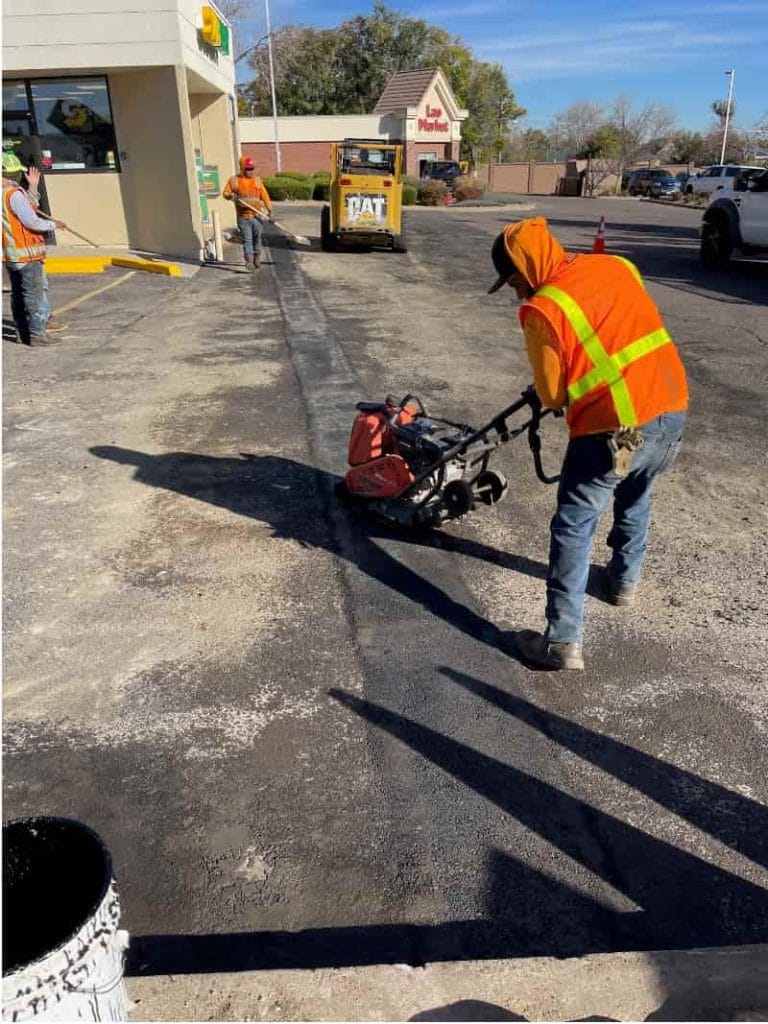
[537, 283, 673, 428]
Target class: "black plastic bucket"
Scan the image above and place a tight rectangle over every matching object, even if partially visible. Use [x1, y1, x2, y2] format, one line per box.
[2, 817, 130, 1021]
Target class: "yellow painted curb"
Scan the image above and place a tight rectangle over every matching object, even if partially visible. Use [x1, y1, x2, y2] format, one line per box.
[46, 256, 110, 274]
[111, 256, 182, 276]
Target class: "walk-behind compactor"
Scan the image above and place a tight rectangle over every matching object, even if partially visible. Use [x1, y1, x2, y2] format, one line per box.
[337, 389, 560, 529]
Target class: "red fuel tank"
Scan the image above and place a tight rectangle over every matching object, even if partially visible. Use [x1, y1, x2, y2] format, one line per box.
[348, 410, 388, 466]
[345, 454, 414, 498]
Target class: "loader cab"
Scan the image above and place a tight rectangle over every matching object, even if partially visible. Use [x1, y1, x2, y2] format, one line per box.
[321, 139, 407, 253]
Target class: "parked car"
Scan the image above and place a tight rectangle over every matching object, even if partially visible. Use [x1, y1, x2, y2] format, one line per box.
[627, 168, 681, 197]
[621, 167, 640, 191]
[685, 164, 764, 196]
[421, 160, 462, 187]
[700, 167, 768, 268]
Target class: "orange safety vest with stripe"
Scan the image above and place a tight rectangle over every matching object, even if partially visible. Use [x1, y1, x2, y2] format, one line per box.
[224, 174, 269, 219]
[521, 254, 688, 436]
[2, 186, 47, 264]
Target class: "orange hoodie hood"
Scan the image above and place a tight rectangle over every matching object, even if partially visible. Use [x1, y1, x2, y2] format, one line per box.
[502, 217, 569, 292]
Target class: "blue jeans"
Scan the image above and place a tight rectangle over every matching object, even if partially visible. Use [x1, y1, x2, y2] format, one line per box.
[546, 411, 686, 644]
[8, 260, 50, 343]
[237, 216, 263, 258]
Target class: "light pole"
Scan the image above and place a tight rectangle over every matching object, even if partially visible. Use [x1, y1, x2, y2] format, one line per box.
[264, 0, 281, 172]
[720, 68, 735, 165]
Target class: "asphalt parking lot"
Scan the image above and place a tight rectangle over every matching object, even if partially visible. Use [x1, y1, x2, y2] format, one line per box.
[3, 197, 768, 1019]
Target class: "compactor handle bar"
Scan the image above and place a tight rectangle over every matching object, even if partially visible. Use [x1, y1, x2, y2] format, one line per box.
[397, 388, 560, 501]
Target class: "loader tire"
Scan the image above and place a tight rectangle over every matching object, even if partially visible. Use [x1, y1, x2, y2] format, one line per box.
[392, 213, 408, 254]
[700, 212, 732, 270]
[320, 205, 337, 252]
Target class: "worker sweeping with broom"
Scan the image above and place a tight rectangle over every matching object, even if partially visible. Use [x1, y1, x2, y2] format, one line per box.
[223, 155, 273, 271]
[2, 151, 67, 346]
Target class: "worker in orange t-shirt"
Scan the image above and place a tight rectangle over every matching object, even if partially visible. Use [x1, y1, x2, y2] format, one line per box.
[223, 156, 273, 271]
[487, 217, 688, 671]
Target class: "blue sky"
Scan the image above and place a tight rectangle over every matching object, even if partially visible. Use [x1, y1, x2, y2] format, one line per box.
[237, 0, 767, 132]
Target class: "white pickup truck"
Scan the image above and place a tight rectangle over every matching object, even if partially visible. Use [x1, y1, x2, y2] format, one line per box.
[687, 163, 764, 196]
[700, 168, 768, 268]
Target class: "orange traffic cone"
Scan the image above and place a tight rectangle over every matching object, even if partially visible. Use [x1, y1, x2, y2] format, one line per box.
[592, 216, 606, 253]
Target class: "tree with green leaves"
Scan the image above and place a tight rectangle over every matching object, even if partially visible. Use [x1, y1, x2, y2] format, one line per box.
[503, 127, 550, 162]
[580, 125, 619, 196]
[462, 61, 525, 164]
[236, 3, 524, 165]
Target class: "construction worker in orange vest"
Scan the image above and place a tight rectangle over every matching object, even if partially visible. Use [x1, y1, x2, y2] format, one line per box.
[488, 217, 688, 670]
[2, 150, 67, 346]
[223, 155, 273, 271]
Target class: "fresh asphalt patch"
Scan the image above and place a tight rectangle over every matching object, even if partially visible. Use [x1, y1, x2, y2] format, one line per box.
[3, 202, 767, 992]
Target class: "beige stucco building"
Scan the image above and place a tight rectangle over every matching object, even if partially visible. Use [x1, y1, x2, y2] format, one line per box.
[241, 68, 468, 177]
[3, 0, 239, 258]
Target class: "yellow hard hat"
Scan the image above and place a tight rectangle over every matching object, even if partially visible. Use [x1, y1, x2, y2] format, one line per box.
[2, 150, 26, 174]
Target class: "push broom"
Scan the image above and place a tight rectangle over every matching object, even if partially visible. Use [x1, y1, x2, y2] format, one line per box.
[235, 198, 311, 247]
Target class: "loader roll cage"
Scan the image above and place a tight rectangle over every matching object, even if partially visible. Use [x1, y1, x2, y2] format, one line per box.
[337, 141, 399, 176]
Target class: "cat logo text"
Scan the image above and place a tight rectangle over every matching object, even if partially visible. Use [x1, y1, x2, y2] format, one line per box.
[345, 194, 387, 225]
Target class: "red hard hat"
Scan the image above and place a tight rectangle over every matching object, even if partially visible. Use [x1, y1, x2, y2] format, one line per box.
[240, 156, 255, 170]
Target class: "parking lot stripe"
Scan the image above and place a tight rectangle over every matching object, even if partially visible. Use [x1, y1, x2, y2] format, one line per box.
[52, 270, 137, 316]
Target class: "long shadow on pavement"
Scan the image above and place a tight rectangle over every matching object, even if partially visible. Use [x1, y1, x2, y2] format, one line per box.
[93, 447, 768, 972]
[88, 448, 547, 655]
[126, 686, 768, 975]
[441, 666, 768, 870]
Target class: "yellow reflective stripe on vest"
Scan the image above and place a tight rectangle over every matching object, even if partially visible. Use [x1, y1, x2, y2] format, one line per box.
[537, 284, 638, 426]
[568, 327, 673, 403]
[611, 327, 672, 370]
[612, 255, 644, 289]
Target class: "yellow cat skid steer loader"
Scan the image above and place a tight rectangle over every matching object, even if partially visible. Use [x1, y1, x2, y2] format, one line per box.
[321, 140, 407, 253]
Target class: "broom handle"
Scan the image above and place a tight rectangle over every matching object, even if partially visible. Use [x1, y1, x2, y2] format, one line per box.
[37, 210, 100, 248]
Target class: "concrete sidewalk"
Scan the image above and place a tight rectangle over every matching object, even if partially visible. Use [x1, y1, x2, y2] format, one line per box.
[127, 943, 768, 1021]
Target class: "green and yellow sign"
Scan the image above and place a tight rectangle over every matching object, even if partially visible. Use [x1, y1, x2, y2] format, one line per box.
[200, 5, 230, 55]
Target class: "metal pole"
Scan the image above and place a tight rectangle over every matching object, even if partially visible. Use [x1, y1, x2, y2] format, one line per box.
[212, 209, 224, 261]
[720, 69, 735, 165]
[264, 0, 281, 172]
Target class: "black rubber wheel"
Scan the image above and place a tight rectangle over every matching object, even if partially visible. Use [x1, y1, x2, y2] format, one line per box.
[700, 215, 733, 269]
[442, 479, 475, 518]
[392, 212, 408, 253]
[475, 470, 508, 506]
[320, 205, 337, 252]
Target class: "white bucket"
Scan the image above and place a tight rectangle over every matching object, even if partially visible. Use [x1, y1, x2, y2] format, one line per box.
[2, 818, 131, 1022]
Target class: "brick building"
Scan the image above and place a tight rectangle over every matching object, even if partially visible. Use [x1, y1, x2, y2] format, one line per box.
[239, 67, 468, 177]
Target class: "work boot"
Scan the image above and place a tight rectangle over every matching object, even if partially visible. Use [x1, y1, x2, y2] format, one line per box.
[606, 578, 638, 606]
[506, 629, 585, 671]
[245, 255, 255, 272]
[45, 317, 66, 334]
[253, 252, 261, 269]
[28, 334, 62, 347]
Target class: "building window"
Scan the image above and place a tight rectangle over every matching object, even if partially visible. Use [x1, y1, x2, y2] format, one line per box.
[2, 81, 34, 146]
[2, 76, 119, 172]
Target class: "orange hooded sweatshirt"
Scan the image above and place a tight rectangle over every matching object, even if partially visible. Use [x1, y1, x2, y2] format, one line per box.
[501, 217, 571, 410]
[501, 216, 687, 435]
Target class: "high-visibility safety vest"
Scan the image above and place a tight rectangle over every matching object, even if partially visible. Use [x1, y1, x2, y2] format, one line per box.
[2, 187, 47, 264]
[226, 175, 268, 218]
[521, 254, 688, 436]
